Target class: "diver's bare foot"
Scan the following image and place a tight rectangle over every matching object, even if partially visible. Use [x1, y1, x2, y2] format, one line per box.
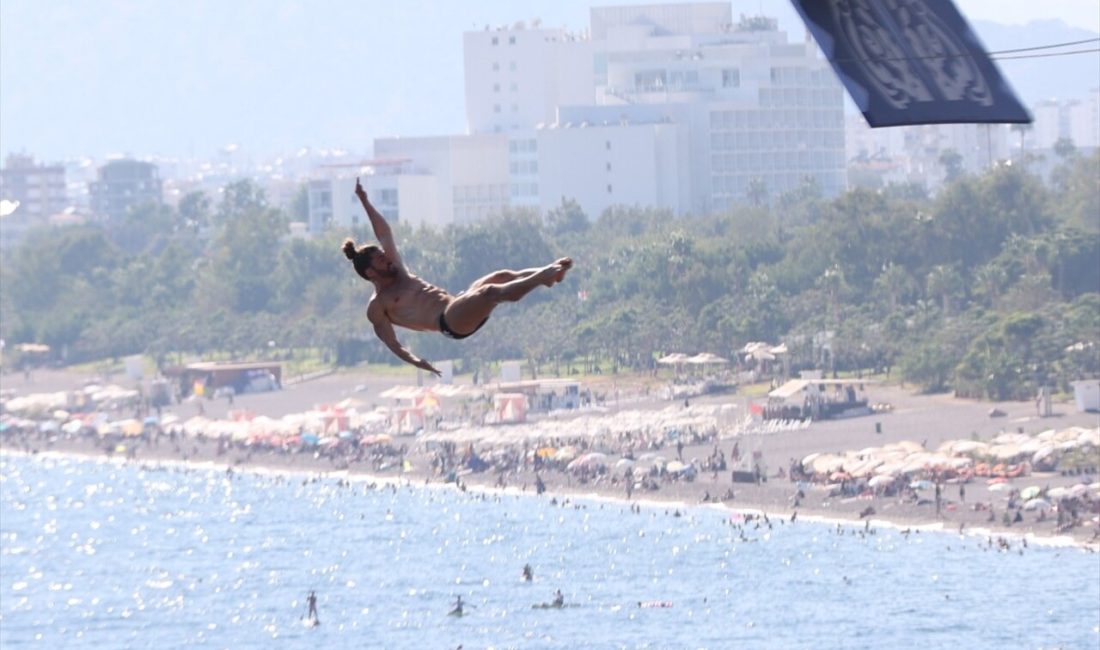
[553, 257, 573, 283]
[536, 265, 560, 287]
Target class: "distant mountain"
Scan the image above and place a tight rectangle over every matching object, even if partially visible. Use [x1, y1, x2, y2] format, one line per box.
[971, 19, 1100, 105]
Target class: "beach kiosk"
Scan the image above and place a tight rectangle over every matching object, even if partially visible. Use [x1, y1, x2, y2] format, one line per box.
[1071, 379, 1100, 412]
[766, 378, 874, 421]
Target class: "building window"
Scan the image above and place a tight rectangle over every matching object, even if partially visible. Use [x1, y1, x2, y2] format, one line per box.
[510, 103, 518, 113]
[491, 36, 498, 46]
[607, 184, 613, 194]
[634, 70, 666, 91]
[509, 82, 518, 92]
[722, 68, 740, 88]
[605, 141, 611, 150]
[508, 35, 515, 45]
[493, 83, 500, 92]
[493, 104, 501, 113]
[509, 61, 516, 71]
[606, 162, 612, 172]
[492, 62, 499, 71]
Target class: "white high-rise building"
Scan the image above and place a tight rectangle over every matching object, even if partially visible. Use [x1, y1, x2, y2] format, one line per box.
[306, 160, 437, 235]
[463, 4, 846, 219]
[1030, 100, 1064, 150]
[1067, 88, 1100, 150]
[305, 134, 510, 234]
[1025, 91, 1100, 153]
[374, 134, 510, 227]
[464, 23, 594, 135]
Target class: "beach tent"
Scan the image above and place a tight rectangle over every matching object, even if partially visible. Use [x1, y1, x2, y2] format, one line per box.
[494, 393, 527, 424]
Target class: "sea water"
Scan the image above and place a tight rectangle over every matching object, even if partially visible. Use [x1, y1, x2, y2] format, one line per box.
[1, 453, 1097, 650]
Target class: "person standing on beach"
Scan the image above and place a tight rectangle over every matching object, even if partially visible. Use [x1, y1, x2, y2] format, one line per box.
[343, 178, 572, 375]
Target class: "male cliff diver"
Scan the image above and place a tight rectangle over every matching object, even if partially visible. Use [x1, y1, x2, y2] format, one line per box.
[344, 178, 572, 375]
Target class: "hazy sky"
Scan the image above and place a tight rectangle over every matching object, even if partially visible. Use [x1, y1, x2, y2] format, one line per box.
[1, 0, 1097, 162]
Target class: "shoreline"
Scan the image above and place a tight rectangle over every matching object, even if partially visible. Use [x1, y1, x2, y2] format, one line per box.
[4, 441, 1095, 551]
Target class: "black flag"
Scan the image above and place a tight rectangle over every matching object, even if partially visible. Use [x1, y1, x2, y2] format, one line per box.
[791, 0, 1031, 127]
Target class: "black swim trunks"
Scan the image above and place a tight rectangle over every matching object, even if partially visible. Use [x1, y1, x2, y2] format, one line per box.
[439, 312, 489, 340]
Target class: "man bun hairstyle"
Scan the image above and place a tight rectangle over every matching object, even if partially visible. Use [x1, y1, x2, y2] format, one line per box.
[342, 237, 380, 281]
[342, 238, 358, 261]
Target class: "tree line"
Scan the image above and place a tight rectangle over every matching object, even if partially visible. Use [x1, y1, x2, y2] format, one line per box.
[1, 151, 1097, 400]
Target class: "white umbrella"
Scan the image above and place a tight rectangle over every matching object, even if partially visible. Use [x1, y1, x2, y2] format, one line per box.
[868, 475, 895, 488]
[1067, 484, 1089, 498]
[687, 352, 729, 365]
[614, 458, 635, 471]
[990, 444, 1023, 460]
[1046, 486, 1069, 499]
[909, 479, 934, 490]
[987, 482, 1012, 492]
[1018, 486, 1042, 500]
[567, 452, 608, 471]
[665, 460, 688, 473]
[657, 353, 690, 365]
[1022, 498, 1052, 512]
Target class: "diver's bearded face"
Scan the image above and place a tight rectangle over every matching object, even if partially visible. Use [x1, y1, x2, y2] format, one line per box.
[370, 253, 397, 278]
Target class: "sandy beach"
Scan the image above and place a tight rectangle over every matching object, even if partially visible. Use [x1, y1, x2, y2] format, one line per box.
[3, 366, 1099, 548]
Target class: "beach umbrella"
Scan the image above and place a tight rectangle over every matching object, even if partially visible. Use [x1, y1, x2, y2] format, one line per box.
[1067, 484, 1089, 499]
[614, 458, 635, 471]
[362, 433, 393, 446]
[301, 433, 320, 446]
[553, 446, 578, 462]
[1046, 486, 1069, 499]
[868, 475, 894, 488]
[1022, 498, 1052, 512]
[567, 452, 608, 471]
[801, 452, 822, 468]
[895, 440, 924, 454]
[687, 352, 729, 365]
[874, 461, 906, 477]
[536, 447, 556, 458]
[657, 353, 690, 365]
[62, 420, 83, 435]
[636, 454, 668, 468]
[665, 460, 688, 473]
[991, 444, 1024, 460]
[987, 482, 1012, 492]
[909, 479, 934, 490]
[1019, 486, 1042, 500]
